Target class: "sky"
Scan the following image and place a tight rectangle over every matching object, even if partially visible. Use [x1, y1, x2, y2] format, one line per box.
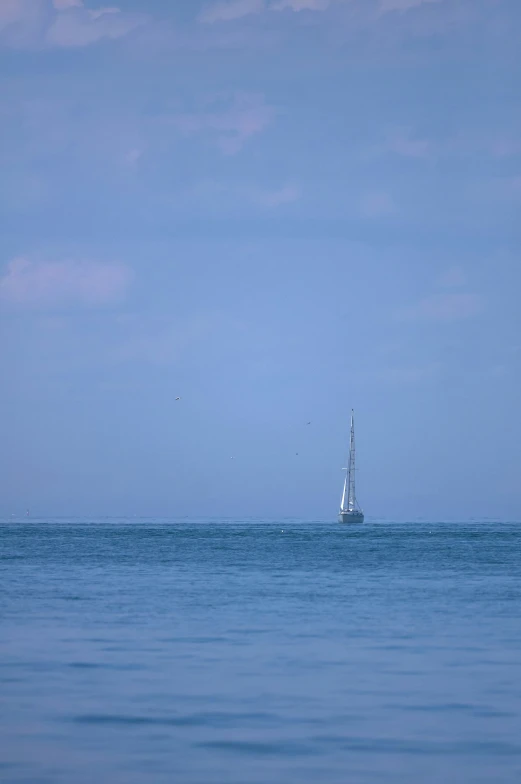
[0, 0, 520, 520]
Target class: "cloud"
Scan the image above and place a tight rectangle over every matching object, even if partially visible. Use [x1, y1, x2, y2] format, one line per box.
[199, 0, 265, 24]
[46, 2, 146, 48]
[178, 180, 301, 214]
[173, 93, 274, 154]
[438, 266, 467, 288]
[363, 127, 432, 160]
[124, 148, 144, 167]
[375, 362, 441, 383]
[399, 292, 482, 322]
[116, 318, 213, 366]
[198, 0, 330, 23]
[272, 0, 330, 11]
[360, 190, 396, 217]
[0, 258, 132, 307]
[490, 136, 521, 158]
[0, 0, 28, 29]
[384, 126, 431, 158]
[502, 176, 521, 197]
[0, 0, 147, 48]
[0, 0, 44, 45]
[370, 127, 520, 164]
[378, 0, 443, 13]
[370, 124, 521, 166]
[256, 184, 301, 207]
[52, 0, 82, 9]
[198, 0, 446, 25]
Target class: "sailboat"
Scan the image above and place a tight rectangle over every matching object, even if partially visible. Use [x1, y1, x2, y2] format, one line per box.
[338, 409, 364, 524]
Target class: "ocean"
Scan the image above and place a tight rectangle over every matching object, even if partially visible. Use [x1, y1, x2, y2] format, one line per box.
[1, 519, 520, 784]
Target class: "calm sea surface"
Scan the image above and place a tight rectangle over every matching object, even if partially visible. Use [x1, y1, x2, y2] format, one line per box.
[1, 520, 520, 784]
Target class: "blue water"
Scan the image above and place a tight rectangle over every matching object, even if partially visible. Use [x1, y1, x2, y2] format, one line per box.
[1, 520, 520, 784]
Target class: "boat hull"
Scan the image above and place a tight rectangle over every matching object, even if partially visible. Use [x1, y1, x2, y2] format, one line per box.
[338, 511, 364, 524]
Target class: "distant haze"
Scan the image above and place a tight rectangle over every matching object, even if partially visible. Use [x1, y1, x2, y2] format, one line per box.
[1, 0, 520, 520]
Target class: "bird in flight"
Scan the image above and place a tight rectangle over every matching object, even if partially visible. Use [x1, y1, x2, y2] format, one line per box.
[306, 421, 311, 425]
[175, 397, 181, 401]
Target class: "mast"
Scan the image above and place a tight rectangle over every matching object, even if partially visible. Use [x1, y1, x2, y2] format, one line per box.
[347, 410, 356, 511]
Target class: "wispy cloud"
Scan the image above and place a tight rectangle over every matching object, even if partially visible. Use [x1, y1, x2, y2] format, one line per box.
[180, 180, 301, 212]
[124, 147, 144, 167]
[47, 3, 146, 48]
[52, 0, 82, 9]
[375, 362, 442, 383]
[116, 316, 213, 366]
[199, 0, 331, 23]
[0, 0, 26, 29]
[490, 136, 521, 158]
[378, 0, 443, 13]
[0, 257, 132, 307]
[172, 93, 274, 154]
[360, 190, 396, 218]
[383, 126, 431, 158]
[370, 126, 519, 162]
[272, 0, 330, 12]
[0, 0, 42, 46]
[0, 0, 147, 48]
[442, 131, 521, 160]
[199, 0, 265, 24]
[256, 184, 301, 207]
[363, 126, 432, 161]
[399, 292, 482, 322]
[438, 266, 467, 288]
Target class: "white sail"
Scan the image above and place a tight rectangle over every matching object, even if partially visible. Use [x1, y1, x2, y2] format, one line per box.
[340, 470, 348, 511]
